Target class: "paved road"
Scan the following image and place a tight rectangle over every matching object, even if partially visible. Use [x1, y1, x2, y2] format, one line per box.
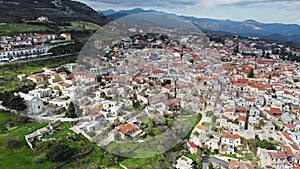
[0, 53, 78, 66]
[202, 156, 229, 169]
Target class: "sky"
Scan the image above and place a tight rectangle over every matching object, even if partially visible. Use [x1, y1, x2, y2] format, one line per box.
[77, 0, 300, 25]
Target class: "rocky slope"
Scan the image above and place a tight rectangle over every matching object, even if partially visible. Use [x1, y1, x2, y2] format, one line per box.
[0, 0, 108, 25]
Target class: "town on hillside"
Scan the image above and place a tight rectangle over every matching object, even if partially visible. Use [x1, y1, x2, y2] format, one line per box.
[2, 23, 300, 169]
[0, 26, 73, 63]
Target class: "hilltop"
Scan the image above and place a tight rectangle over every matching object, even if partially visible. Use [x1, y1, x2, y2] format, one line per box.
[0, 0, 108, 26]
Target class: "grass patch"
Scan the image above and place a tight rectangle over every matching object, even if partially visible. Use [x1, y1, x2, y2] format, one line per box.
[221, 153, 238, 158]
[0, 21, 99, 36]
[0, 112, 54, 169]
[0, 54, 77, 92]
[0, 111, 11, 124]
[58, 21, 100, 32]
[185, 113, 202, 140]
[201, 122, 219, 127]
[120, 154, 168, 169]
[0, 23, 47, 35]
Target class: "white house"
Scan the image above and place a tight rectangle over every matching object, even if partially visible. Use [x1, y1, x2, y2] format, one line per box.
[29, 88, 52, 98]
[257, 148, 288, 169]
[175, 156, 194, 169]
[220, 133, 241, 154]
[187, 141, 198, 154]
[19, 92, 44, 115]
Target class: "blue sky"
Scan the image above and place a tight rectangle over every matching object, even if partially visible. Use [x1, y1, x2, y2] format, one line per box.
[77, 0, 300, 24]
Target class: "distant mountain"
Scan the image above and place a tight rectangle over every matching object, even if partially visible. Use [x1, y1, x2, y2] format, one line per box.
[103, 8, 157, 20]
[0, 0, 108, 26]
[98, 9, 116, 16]
[100, 8, 300, 43]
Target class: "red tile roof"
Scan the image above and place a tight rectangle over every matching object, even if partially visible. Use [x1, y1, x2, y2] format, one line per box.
[188, 142, 197, 149]
[106, 75, 118, 79]
[268, 151, 287, 160]
[282, 146, 294, 157]
[152, 69, 165, 74]
[223, 133, 240, 139]
[196, 124, 208, 131]
[60, 83, 71, 87]
[162, 85, 171, 90]
[199, 95, 206, 103]
[85, 74, 96, 79]
[164, 99, 177, 106]
[91, 112, 103, 118]
[289, 143, 300, 151]
[229, 159, 254, 169]
[270, 107, 283, 115]
[118, 123, 135, 135]
[281, 132, 293, 142]
[237, 116, 246, 122]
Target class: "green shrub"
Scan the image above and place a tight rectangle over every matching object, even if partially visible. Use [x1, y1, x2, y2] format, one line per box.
[46, 144, 75, 162]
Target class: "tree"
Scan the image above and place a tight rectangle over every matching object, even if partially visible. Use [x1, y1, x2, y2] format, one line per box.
[96, 74, 102, 83]
[259, 119, 265, 126]
[261, 50, 265, 57]
[234, 44, 239, 54]
[46, 144, 74, 162]
[208, 163, 214, 169]
[7, 95, 27, 111]
[100, 92, 107, 98]
[256, 139, 275, 150]
[65, 101, 77, 118]
[233, 118, 239, 124]
[247, 69, 255, 78]
[266, 52, 271, 58]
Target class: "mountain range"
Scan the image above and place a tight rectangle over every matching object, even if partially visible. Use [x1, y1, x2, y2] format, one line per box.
[1, 0, 299, 43]
[0, 0, 108, 26]
[98, 8, 300, 43]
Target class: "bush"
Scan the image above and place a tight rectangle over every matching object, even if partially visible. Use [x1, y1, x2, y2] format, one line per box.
[33, 156, 44, 165]
[46, 144, 75, 162]
[256, 139, 275, 150]
[5, 138, 19, 148]
[0, 125, 7, 134]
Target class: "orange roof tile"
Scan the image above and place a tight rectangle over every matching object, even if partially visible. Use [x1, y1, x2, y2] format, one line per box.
[237, 116, 246, 122]
[163, 85, 171, 90]
[60, 83, 71, 87]
[268, 151, 287, 160]
[289, 143, 300, 151]
[118, 123, 135, 135]
[270, 107, 282, 115]
[106, 75, 118, 79]
[229, 159, 254, 169]
[91, 112, 102, 118]
[196, 124, 208, 131]
[223, 133, 240, 139]
[282, 146, 294, 157]
[281, 132, 293, 142]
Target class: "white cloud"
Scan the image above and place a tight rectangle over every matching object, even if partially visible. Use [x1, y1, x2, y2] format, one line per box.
[77, 0, 300, 9]
[247, 1, 300, 9]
